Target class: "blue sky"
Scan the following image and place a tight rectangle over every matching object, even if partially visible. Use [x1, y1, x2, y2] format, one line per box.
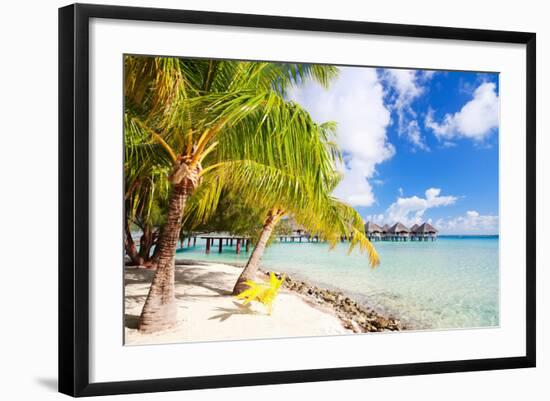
[288, 66, 500, 235]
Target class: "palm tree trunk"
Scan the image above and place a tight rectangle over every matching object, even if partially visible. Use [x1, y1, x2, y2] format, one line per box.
[232, 209, 284, 295]
[139, 225, 154, 261]
[138, 184, 189, 333]
[147, 230, 161, 267]
[124, 220, 142, 266]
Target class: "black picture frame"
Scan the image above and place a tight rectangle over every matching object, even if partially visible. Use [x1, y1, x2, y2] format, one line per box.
[59, 3, 536, 397]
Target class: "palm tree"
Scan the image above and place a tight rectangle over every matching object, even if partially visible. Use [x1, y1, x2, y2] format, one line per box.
[231, 179, 380, 295]
[125, 56, 342, 333]
[187, 122, 380, 295]
[124, 145, 170, 267]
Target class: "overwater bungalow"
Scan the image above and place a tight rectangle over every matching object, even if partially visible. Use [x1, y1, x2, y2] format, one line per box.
[412, 222, 438, 241]
[410, 223, 419, 233]
[290, 221, 307, 237]
[277, 220, 311, 242]
[365, 221, 383, 241]
[388, 222, 410, 241]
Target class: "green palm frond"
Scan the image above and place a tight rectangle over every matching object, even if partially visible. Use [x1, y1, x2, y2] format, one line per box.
[186, 158, 379, 267]
[124, 54, 379, 267]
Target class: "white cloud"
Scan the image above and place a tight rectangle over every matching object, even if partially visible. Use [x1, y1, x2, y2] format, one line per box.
[421, 70, 437, 80]
[435, 210, 499, 235]
[369, 214, 386, 225]
[381, 69, 434, 150]
[288, 67, 394, 207]
[425, 82, 499, 142]
[367, 188, 457, 227]
[405, 120, 427, 150]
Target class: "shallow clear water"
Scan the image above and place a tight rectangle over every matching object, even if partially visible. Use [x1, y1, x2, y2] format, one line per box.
[176, 236, 499, 330]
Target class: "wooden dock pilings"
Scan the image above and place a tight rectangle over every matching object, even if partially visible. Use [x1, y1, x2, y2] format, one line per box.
[178, 234, 252, 254]
[277, 234, 325, 243]
[200, 235, 251, 255]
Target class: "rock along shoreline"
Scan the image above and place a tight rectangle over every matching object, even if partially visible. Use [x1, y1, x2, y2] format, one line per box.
[260, 269, 405, 333]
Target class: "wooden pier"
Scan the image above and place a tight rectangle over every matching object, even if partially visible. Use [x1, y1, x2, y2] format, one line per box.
[277, 234, 324, 242]
[199, 235, 251, 254]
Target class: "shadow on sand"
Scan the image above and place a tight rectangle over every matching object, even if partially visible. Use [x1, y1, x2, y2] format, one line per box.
[208, 301, 259, 322]
[125, 265, 250, 327]
[125, 265, 237, 296]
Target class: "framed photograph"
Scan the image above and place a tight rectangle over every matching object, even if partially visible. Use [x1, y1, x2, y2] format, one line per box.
[58, 3, 536, 397]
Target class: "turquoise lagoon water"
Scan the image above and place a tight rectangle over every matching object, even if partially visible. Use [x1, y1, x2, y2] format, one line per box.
[176, 236, 499, 330]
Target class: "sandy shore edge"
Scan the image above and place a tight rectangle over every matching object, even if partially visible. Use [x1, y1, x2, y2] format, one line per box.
[257, 269, 404, 333]
[124, 260, 403, 345]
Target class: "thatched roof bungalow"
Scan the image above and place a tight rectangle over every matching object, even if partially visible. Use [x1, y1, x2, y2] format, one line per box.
[416, 222, 438, 234]
[388, 222, 410, 241]
[389, 222, 410, 234]
[412, 222, 438, 241]
[365, 221, 383, 240]
[365, 221, 383, 234]
[289, 220, 307, 236]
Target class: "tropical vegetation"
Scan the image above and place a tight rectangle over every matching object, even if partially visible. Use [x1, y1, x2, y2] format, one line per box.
[124, 55, 379, 333]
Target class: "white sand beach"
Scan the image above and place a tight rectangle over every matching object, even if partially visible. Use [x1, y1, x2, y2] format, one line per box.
[125, 262, 351, 345]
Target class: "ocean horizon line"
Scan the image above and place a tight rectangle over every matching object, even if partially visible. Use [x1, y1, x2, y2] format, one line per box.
[437, 234, 499, 238]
